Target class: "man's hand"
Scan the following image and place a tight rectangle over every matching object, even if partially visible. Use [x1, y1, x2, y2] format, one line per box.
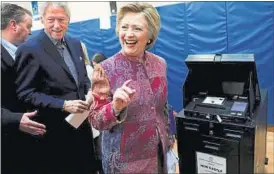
[63, 100, 89, 113]
[19, 110, 46, 135]
[112, 80, 136, 111]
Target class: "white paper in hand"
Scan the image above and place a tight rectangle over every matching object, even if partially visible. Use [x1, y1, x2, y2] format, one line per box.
[65, 110, 89, 129]
[65, 94, 93, 129]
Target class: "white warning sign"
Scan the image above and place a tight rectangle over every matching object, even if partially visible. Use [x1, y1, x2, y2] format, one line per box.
[196, 151, 226, 174]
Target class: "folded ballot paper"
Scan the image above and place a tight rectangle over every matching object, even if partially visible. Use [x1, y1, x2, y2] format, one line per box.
[65, 110, 89, 129]
[65, 94, 92, 129]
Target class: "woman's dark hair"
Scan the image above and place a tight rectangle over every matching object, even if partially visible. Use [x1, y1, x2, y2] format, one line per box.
[91, 53, 107, 67]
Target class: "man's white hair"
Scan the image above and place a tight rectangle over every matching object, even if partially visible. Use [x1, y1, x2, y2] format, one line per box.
[40, 2, 71, 19]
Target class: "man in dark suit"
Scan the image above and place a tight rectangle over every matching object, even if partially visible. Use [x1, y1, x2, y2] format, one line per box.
[1, 3, 47, 174]
[14, 2, 96, 174]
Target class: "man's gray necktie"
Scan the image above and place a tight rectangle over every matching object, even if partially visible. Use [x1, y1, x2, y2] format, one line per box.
[56, 41, 78, 85]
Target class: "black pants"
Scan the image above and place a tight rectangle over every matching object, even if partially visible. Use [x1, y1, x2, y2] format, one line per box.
[94, 136, 104, 174]
[1, 133, 41, 174]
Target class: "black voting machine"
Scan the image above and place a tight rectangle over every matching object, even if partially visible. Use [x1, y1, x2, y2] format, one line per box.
[176, 54, 268, 174]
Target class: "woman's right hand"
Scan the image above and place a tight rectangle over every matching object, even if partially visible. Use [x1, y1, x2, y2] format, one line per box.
[112, 80, 136, 111]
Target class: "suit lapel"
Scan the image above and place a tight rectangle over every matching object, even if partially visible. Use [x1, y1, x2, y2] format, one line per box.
[39, 31, 75, 83]
[1, 45, 14, 67]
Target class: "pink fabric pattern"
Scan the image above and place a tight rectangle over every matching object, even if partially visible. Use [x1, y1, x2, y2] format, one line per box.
[88, 51, 170, 173]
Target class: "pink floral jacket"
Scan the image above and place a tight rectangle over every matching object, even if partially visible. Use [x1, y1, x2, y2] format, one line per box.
[88, 51, 170, 173]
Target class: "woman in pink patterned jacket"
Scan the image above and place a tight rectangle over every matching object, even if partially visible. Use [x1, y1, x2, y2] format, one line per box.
[88, 2, 173, 173]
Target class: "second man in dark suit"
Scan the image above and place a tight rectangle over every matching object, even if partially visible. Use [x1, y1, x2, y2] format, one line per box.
[1, 3, 47, 174]
[14, 2, 96, 174]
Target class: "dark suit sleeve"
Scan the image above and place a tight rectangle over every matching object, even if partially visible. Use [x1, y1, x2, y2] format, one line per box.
[1, 108, 22, 131]
[14, 45, 65, 111]
[84, 68, 91, 94]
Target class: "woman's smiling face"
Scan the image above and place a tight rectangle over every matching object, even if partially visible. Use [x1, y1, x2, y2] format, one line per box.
[119, 12, 150, 57]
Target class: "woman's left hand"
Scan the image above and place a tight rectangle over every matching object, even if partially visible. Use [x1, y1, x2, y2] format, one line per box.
[112, 80, 136, 111]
